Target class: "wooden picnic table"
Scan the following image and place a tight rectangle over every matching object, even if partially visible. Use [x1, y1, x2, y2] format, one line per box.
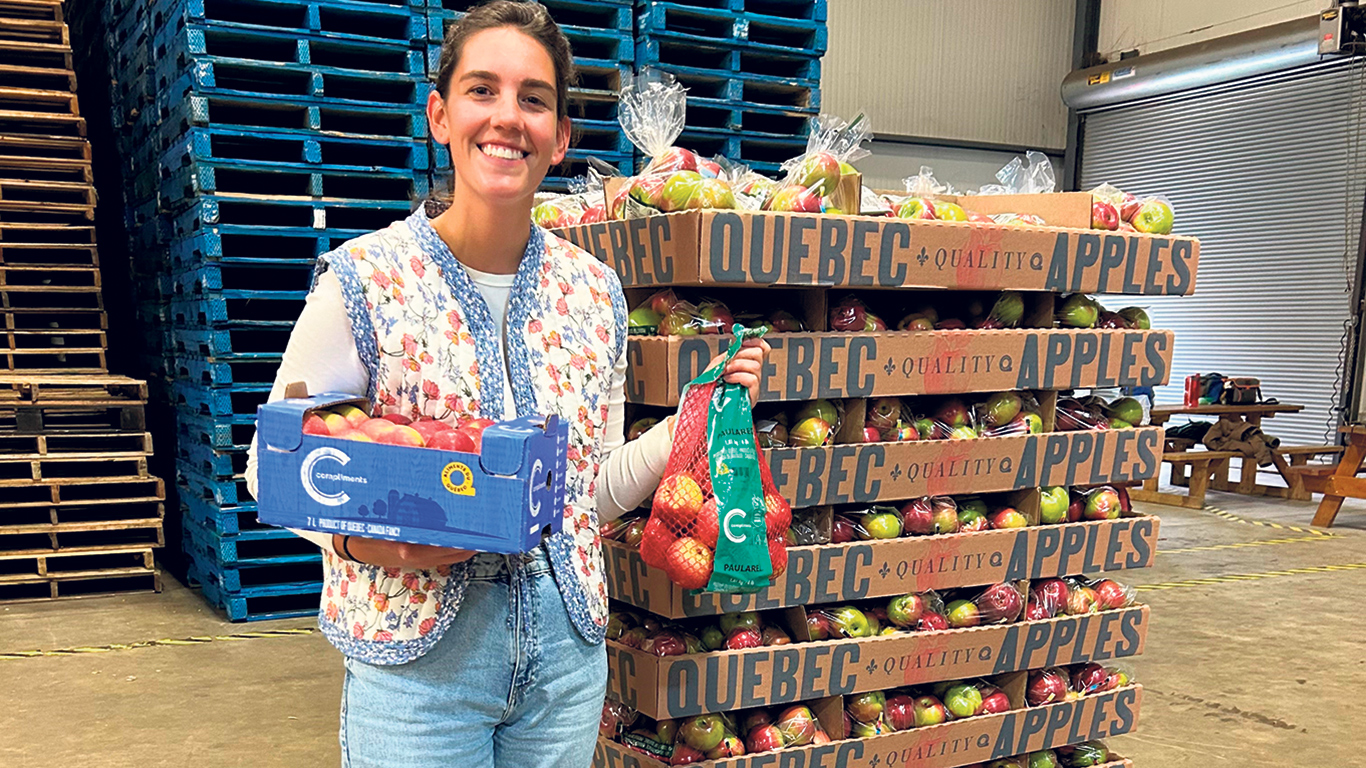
[1139, 402, 1313, 503]
[1305, 425, 1366, 527]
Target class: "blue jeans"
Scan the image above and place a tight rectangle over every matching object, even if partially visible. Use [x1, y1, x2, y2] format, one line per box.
[339, 548, 607, 767]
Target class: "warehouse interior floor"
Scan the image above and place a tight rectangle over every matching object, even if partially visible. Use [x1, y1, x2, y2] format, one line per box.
[4, 492, 1365, 768]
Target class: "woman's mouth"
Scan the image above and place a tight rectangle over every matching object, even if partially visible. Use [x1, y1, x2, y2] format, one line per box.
[479, 143, 527, 160]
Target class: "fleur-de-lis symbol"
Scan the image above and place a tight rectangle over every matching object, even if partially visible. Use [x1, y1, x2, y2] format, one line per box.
[878, 562, 890, 578]
[884, 358, 896, 375]
[916, 248, 930, 266]
[890, 464, 903, 481]
[868, 754, 882, 768]
[866, 660, 878, 674]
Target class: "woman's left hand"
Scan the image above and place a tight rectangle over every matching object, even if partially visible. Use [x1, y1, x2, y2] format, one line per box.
[711, 338, 771, 407]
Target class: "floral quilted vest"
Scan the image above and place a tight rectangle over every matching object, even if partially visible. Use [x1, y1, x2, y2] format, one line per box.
[313, 207, 626, 665]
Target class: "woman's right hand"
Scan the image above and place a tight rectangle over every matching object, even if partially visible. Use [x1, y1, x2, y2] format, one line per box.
[333, 534, 476, 569]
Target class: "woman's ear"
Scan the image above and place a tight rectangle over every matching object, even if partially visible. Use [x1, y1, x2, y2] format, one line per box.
[428, 89, 451, 147]
[552, 115, 571, 165]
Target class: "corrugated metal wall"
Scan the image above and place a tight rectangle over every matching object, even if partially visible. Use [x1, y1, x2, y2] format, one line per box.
[822, 0, 1074, 150]
[1098, 0, 1322, 58]
[1080, 59, 1366, 445]
[858, 140, 1062, 195]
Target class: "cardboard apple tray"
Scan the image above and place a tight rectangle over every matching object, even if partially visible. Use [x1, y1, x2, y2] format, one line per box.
[593, 683, 1144, 768]
[255, 391, 568, 553]
[762, 425, 1165, 510]
[603, 512, 1159, 619]
[607, 604, 1150, 720]
[624, 328, 1176, 407]
[554, 206, 1198, 295]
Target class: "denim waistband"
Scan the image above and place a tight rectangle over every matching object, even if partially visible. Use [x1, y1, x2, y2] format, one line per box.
[466, 545, 552, 580]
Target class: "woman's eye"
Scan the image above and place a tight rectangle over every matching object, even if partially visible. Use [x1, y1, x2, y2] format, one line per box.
[470, 85, 493, 96]
[524, 95, 547, 108]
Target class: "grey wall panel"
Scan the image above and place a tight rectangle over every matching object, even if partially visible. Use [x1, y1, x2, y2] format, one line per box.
[858, 140, 1063, 194]
[1080, 60, 1366, 445]
[1098, 0, 1322, 58]
[823, 0, 1073, 150]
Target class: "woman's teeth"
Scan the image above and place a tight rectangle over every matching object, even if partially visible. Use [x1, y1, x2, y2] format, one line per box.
[481, 144, 525, 160]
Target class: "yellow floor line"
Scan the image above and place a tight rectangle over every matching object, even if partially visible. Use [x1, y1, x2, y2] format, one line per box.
[0, 627, 317, 661]
[1201, 505, 1336, 537]
[1161, 535, 1333, 555]
[1137, 562, 1366, 591]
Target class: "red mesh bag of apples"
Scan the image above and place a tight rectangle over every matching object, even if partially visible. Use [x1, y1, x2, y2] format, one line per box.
[640, 328, 790, 592]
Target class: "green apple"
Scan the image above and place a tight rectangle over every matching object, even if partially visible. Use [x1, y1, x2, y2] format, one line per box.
[827, 606, 872, 638]
[1105, 396, 1144, 426]
[860, 509, 903, 539]
[934, 202, 968, 221]
[795, 399, 839, 426]
[887, 593, 926, 627]
[1108, 418, 1132, 429]
[789, 417, 833, 447]
[945, 599, 980, 628]
[1039, 486, 1070, 524]
[1117, 306, 1151, 329]
[1058, 294, 1100, 328]
[660, 171, 704, 213]
[957, 508, 989, 532]
[984, 391, 1023, 427]
[943, 683, 984, 718]
[1021, 411, 1044, 434]
[627, 306, 661, 335]
[1028, 750, 1062, 768]
[897, 197, 936, 220]
[949, 425, 979, 440]
[1130, 198, 1174, 235]
[688, 178, 736, 210]
[700, 625, 726, 651]
[719, 611, 760, 635]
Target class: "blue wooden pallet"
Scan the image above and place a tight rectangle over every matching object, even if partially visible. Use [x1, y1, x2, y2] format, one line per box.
[177, 408, 255, 451]
[152, 22, 426, 80]
[635, 63, 819, 112]
[167, 225, 364, 270]
[173, 352, 286, 389]
[178, 439, 247, 480]
[161, 126, 429, 176]
[427, 0, 631, 31]
[185, 541, 322, 595]
[639, 0, 827, 23]
[167, 195, 415, 244]
[635, 2, 828, 55]
[569, 118, 633, 155]
[676, 95, 815, 135]
[179, 494, 262, 536]
[157, 162, 426, 214]
[179, 469, 254, 511]
[635, 36, 821, 81]
[172, 325, 293, 358]
[422, 13, 632, 63]
[146, 57, 427, 118]
[166, 288, 307, 329]
[152, 0, 426, 45]
[183, 511, 317, 562]
[190, 559, 321, 621]
[175, 379, 274, 418]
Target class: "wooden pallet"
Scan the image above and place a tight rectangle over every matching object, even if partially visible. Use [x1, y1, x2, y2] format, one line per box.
[0, 430, 152, 455]
[0, 374, 147, 404]
[0, 1, 65, 25]
[0, 474, 165, 508]
[0, 263, 99, 288]
[3, 306, 107, 330]
[0, 453, 148, 481]
[0, 85, 79, 116]
[0, 135, 91, 184]
[0, 499, 165, 551]
[0, 545, 160, 602]
[0, 14, 67, 47]
[0, 178, 95, 217]
[0, 61, 75, 93]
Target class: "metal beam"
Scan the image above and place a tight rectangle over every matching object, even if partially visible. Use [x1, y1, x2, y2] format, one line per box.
[1062, 0, 1102, 191]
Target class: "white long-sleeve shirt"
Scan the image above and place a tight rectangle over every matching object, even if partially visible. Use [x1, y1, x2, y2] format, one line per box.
[244, 267, 671, 554]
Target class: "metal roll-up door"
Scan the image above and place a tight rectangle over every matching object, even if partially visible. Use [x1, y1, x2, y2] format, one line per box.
[1079, 59, 1366, 445]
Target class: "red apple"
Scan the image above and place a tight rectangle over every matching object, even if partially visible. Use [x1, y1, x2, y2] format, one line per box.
[428, 428, 477, 452]
[410, 418, 453, 444]
[302, 414, 329, 435]
[977, 583, 1023, 623]
[861, 426, 882, 443]
[918, 611, 949, 631]
[1066, 587, 1100, 616]
[884, 694, 917, 731]
[1027, 668, 1070, 706]
[664, 537, 713, 590]
[377, 424, 425, 447]
[1091, 201, 1119, 231]
[913, 695, 948, 726]
[741, 711, 772, 736]
[900, 497, 935, 536]
[831, 515, 857, 544]
[359, 418, 398, 440]
[380, 413, 412, 426]
[746, 724, 786, 753]
[1084, 488, 1122, 521]
[643, 631, 687, 657]
[1071, 663, 1108, 695]
[1093, 579, 1131, 610]
[977, 689, 1012, 715]
[774, 704, 818, 746]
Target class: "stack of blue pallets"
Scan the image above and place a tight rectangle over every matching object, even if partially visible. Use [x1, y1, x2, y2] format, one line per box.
[422, 0, 635, 192]
[100, 0, 434, 620]
[632, 0, 825, 175]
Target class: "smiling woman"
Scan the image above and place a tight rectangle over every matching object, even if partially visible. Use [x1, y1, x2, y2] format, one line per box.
[239, 2, 769, 767]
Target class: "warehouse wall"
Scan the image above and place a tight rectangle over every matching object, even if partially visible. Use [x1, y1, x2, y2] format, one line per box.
[1097, 0, 1322, 59]
[822, 0, 1074, 151]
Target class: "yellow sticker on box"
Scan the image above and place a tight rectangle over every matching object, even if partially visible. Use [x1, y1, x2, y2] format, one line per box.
[442, 462, 476, 496]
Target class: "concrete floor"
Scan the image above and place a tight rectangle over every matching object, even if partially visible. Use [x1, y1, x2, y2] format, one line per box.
[4, 491, 1366, 767]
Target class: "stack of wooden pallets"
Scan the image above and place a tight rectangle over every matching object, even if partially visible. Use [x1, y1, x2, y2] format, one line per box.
[0, 0, 163, 603]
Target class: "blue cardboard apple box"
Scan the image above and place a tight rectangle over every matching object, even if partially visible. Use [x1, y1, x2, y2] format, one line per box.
[255, 390, 568, 553]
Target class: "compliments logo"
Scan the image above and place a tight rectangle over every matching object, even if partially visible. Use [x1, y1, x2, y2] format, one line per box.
[300, 446, 367, 506]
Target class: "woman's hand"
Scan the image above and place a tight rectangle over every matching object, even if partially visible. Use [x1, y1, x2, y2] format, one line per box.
[709, 338, 771, 407]
[334, 534, 476, 569]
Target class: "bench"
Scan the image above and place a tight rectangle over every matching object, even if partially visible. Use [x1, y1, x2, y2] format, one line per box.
[1130, 450, 1240, 509]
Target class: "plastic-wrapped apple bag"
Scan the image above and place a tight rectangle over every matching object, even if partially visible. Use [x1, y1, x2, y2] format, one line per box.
[762, 112, 872, 213]
[1056, 398, 1109, 432]
[531, 194, 587, 228]
[940, 582, 1024, 626]
[788, 505, 831, 545]
[1067, 574, 1136, 611]
[828, 295, 888, 332]
[973, 390, 1043, 438]
[1026, 667, 1075, 706]
[787, 398, 842, 447]
[978, 150, 1057, 196]
[992, 212, 1048, 227]
[1027, 578, 1070, 620]
[1091, 182, 1175, 234]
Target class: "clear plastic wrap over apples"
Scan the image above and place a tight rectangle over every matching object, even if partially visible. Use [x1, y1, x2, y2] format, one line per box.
[300, 405, 496, 452]
[1026, 663, 1135, 707]
[641, 328, 788, 592]
[601, 512, 646, 549]
[890, 166, 992, 223]
[761, 112, 872, 214]
[1025, 575, 1136, 621]
[1057, 395, 1147, 431]
[977, 150, 1058, 196]
[756, 398, 843, 449]
[608, 700, 833, 759]
[903, 392, 1043, 442]
[530, 173, 608, 228]
[1090, 182, 1174, 234]
[607, 607, 796, 655]
[599, 697, 639, 741]
[805, 593, 947, 640]
[1056, 293, 1152, 330]
[941, 582, 1025, 628]
[829, 291, 1025, 333]
[845, 679, 1014, 737]
[627, 289, 736, 336]
[788, 505, 832, 545]
[1057, 741, 1121, 767]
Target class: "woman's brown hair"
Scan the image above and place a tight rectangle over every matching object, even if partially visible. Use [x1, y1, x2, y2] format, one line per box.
[433, 1, 576, 121]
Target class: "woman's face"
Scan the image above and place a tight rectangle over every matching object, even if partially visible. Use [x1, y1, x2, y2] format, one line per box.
[430, 27, 570, 205]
